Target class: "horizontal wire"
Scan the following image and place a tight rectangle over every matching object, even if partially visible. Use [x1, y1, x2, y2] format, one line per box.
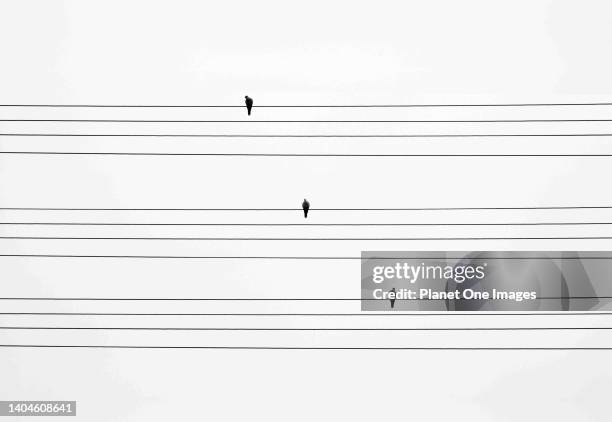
[0, 297, 606, 301]
[1, 102, 612, 108]
[4, 118, 612, 123]
[1, 221, 610, 226]
[1, 326, 610, 331]
[1, 133, 612, 138]
[2, 152, 612, 157]
[0, 255, 610, 259]
[1, 236, 612, 241]
[2, 312, 611, 316]
[0, 345, 610, 350]
[3, 103, 610, 352]
[1, 205, 611, 211]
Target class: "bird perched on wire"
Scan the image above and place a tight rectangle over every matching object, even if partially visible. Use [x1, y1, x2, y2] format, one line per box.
[245, 95, 253, 115]
[388, 287, 396, 309]
[302, 199, 310, 218]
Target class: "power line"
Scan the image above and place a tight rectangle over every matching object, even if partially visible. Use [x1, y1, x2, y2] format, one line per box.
[2, 221, 611, 226]
[1, 102, 612, 108]
[2, 312, 611, 316]
[3, 152, 612, 157]
[4, 118, 612, 123]
[1, 235, 612, 241]
[1, 326, 610, 331]
[1, 205, 611, 211]
[1, 133, 612, 138]
[0, 297, 606, 301]
[0, 254, 610, 260]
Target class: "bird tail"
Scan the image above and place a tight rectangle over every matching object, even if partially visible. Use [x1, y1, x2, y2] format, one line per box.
[304, 209, 308, 218]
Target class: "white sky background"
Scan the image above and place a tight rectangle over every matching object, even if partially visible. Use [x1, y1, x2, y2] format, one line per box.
[1, 0, 612, 421]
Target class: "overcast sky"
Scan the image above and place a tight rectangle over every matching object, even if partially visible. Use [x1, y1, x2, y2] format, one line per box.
[2, 0, 612, 103]
[1, 1, 612, 421]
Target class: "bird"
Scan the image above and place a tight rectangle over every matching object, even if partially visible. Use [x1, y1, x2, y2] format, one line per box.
[389, 287, 396, 309]
[302, 199, 310, 218]
[245, 96, 253, 115]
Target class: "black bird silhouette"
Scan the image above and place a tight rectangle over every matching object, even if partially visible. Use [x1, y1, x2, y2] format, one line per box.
[302, 199, 310, 218]
[245, 96, 253, 115]
[389, 287, 396, 309]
